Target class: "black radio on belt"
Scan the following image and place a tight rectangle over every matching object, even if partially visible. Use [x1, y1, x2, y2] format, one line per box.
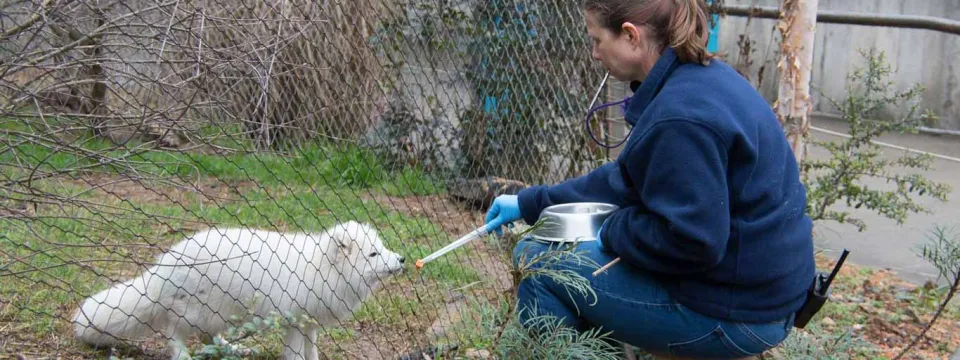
[794, 249, 850, 329]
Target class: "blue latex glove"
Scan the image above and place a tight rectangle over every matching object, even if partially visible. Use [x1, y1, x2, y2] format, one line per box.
[596, 219, 613, 253]
[484, 195, 521, 236]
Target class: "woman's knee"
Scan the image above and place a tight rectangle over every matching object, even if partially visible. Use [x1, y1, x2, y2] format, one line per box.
[514, 271, 585, 331]
[511, 238, 551, 268]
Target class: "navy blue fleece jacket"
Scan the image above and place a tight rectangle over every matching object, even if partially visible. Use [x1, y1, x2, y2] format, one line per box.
[516, 47, 816, 323]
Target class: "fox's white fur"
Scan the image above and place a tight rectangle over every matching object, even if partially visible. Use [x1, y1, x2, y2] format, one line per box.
[72, 221, 405, 360]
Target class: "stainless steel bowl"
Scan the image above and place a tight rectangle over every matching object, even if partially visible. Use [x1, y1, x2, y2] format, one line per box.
[528, 202, 619, 243]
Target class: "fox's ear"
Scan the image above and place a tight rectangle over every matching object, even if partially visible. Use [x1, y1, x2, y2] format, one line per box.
[327, 222, 360, 256]
[327, 226, 349, 249]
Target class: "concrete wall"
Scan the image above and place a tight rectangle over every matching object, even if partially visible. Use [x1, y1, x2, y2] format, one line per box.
[715, 0, 960, 130]
[384, 1, 611, 183]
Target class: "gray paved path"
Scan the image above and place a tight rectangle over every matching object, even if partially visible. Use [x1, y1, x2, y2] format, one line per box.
[807, 116, 960, 285]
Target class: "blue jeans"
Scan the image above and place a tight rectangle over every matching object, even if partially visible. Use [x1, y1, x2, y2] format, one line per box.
[513, 238, 794, 359]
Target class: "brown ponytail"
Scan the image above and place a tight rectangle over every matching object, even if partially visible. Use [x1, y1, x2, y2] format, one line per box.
[584, 0, 714, 65]
[667, 0, 712, 65]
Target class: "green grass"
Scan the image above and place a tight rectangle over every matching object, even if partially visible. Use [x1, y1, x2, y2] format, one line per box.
[2, 140, 444, 193]
[0, 117, 445, 195]
[0, 124, 475, 358]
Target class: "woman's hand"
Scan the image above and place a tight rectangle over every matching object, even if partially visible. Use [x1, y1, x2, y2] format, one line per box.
[484, 195, 521, 236]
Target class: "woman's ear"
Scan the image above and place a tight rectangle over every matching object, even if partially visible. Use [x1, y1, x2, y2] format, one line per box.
[620, 22, 643, 47]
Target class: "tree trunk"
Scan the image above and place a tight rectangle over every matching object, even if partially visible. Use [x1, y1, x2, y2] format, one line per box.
[775, 0, 819, 165]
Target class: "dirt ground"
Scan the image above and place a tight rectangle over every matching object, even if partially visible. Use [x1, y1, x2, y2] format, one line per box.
[811, 255, 960, 359]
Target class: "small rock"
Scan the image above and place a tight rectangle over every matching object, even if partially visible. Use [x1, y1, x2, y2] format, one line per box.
[852, 324, 864, 331]
[847, 296, 865, 303]
[465, 349, 492, 359]
[764, 348, 786, 360]
[821, 317, 836, 326]
[905, 308, 924, 323]
[444, 290, 466, 303]
[894, 291, 914, 301]
[893, 285, 914, 293]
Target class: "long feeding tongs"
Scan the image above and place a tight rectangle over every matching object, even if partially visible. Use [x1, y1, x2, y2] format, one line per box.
[415, 224, 490, 270]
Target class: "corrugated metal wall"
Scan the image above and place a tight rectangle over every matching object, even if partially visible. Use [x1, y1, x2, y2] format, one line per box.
[716, 0, 960, 130]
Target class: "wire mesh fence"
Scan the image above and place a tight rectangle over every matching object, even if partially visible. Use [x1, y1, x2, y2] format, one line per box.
[8, 0, 960, 358]
[0, 0, 714, 358]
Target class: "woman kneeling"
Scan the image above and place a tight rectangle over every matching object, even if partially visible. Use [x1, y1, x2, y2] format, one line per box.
[483, 0, 815, 358]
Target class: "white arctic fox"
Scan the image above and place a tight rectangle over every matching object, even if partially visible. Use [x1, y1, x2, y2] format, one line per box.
[72, 221, 405, 360]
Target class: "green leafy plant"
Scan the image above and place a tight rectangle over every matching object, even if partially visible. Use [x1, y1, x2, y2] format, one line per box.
[771, 324, 879, 360]
[439, 221, 624, 359]
[495, 310, 624, 360]
[802, 48, 950, 231]
[893, 226, 960, 359]
[188, 296, 317, 360]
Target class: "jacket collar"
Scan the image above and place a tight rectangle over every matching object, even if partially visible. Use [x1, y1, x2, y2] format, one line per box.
[624, 47, 680, 126]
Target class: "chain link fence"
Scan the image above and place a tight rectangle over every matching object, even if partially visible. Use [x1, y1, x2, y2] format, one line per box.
[0, 0, 725, 358]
